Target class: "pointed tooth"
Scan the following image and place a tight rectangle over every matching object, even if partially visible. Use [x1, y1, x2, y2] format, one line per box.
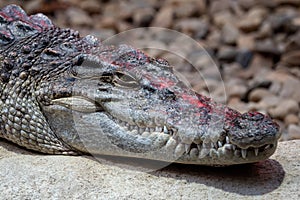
[209, 149, 219, 158]
[185, 144, 191, 153]
[139, 128, 145, 133]
[128, 125, 134, 131]
[224, 144, 232, 150]
[166, 137, 177, 149]
[254, 148, 259, 156]
[199, 148, 210, 159]
[218, 141, 222, 148]
[226, 136, 230, 144]
[149, 127, 155, 132]
[155, 127, 160, 132]
[241, 149, 247, 159]
[234, 150, 239, 156]
[214, 142, 218, 149]
[141, 132, 150, 137]
[175, 143, 185, 157]
[189, 148, 199, 159]
[163, 126, 168, 134]
[197, 144, 202, 151]
[264, 144, 271, 150]
[203, 142, 211, 149]
[232, 145, 236, 151]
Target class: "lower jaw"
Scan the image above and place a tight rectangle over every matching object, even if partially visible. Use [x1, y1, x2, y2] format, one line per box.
[108, 116, 278, 165]
[172, 142, 277, 166]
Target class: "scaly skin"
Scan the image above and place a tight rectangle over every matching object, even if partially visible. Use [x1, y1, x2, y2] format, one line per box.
[0, 5, 280, 165]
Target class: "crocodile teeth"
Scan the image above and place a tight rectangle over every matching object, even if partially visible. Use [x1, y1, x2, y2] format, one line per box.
[264, 144, 271, 150]
[226, 136, 230, 144]
[241, 149, 247, 159]
[166, 137, 177, 149]
[218, 141, 223, 148]
[223, 144, 232, 150]
[141, 132, 150, 137]
[254, 148, 259, 156]
[197, 144, 202, 151]
[155, 127, 161, 132]
[232, 145, 236, 151]
[139, 127, 146, 133]
[131, 130, 138, 135]
[175, 143, 185, 157]
[189, 148, 199, 159]
[163, 126, 168, 134]
[185, 144, 191, 153]
[199, 148, 210, 159]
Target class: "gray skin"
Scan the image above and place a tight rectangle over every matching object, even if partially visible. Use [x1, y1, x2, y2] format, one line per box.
[0, 5, 280, 166]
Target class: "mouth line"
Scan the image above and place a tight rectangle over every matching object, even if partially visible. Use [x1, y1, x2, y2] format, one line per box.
[111, 116, 275, 160]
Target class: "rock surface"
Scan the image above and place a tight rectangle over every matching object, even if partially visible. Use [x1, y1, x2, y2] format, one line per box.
[0, 0, 299, 148]
[0, 140, 299, 199]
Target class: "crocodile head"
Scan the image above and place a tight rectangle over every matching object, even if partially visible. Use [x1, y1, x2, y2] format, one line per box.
[42, 43, 280, 165]
[0, 5, 280, 165]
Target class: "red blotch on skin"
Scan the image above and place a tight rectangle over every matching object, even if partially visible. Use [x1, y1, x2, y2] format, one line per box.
[153, 77, 176, 89]
[181, 94, 205, 108]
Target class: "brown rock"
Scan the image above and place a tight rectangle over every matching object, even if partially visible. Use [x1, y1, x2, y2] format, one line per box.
[133, 8, 155, 26]
[96, 16, 116, 29]
[115, 21, 133, 32]
[279, 75, 300, 102]
[285, 31, 300, 52]
[79, 0, 102, 14]
[260, 96, 281, 109]
[256, 22, 272, 39]
[254, 38, 281, 56]
[287, 124, 300, 140]
[174, 18, 208, 37]
[217, 46, 238, 61]
[249, 88, 273, 102]
[66, 7, 93, 27]
[238, 7, 268, 32]
[221, 23, 239, 45]
[226, 80, 247, 98]
[238, 0, 256, 10]
[151, 6, 173, 28]
[210, 0, 231, 13]
[291, 17, 300, 26]
[237, 34, 255, 50]
[205, 29, 221, 50]
[228, 97, 249, 113]
[284, 114, 299, 125]
[173, 1, 199, 18]
[275, 0, 300, 6]
[266, 71, 291, 83]
[213, 11, 235, 28]
[238, 54, 273, 79]
[281, 50, 300, 67]
[268, 99, 299, 119]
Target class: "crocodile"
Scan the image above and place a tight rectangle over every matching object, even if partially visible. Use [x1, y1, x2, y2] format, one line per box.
[0, 5, 280, 166]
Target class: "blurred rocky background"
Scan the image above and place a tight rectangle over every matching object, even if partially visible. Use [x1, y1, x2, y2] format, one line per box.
[1, 0, 300, 141]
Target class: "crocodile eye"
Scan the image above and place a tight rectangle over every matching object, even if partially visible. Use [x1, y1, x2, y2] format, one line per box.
[113, 71, 139, 89]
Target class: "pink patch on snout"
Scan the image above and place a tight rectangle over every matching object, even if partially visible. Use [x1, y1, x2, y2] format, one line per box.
[154, 77, 176, 89]
[182, 94, 205, 108]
